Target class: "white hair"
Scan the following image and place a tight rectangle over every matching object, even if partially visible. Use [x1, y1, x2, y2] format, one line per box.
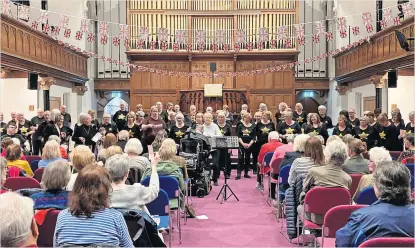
[78, 113, 89, 124]
[175, 113, 184, 120]
[103, 113, 111, 118]
[293, 134, 309, 152]
[50, 109, 61, 123]
[118, 130, 129, 141]
[369, 147, 392, 166]
[105, 154, 130, 183]
[124, 138, 143, 155]
[268, 131, 279, 141]
[318, 105, 327, 111]
[11, 138, 20, 145]
[324, 140, 348, 165]
[0, 192, 35, 247]
[206, 106, 213, 112]
[409, 111, 415, 118]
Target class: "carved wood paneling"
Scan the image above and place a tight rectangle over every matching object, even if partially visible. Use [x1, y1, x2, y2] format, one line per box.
[295, 79, 329, 89]
[95, 79, 130, 91]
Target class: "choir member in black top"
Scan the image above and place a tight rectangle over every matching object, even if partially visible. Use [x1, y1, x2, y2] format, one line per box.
[256, 112, 275, 143]
[236, 112, 255, 180]
[88, 110, 100, 131]
[391, 111, 406, 150]
[332, 115, 353, 137]
[389, 108, 405, 126]
[100, 113, 118, 135]
[377, 113, 402, 151]
[405, 111, 415, 134]
[43, 109, 61, 145]
[168, 113, 188, 145]
[318, 105, 333, 129]
[58, 115, 73, 148]
[354, 116, 379, 150]
[304, 113, 329, 142]
[293, 103, 307, 127]
[156, 102, 168, 123]
[135, 104, 148, 118]
[0, 122, 26, 146]
[275, 102, 288, 125]
[366, 111, 381, 131]
[124, 112, 142, 140]
[277, 111, 301, 140]
[30, 109, 45, 155]
[223, 104, 233, 125]
[112, 103, 128, 131]
[191, 112, 204, 130]
[16, 113, 33, 138]
[135, 111, 145, 130]
[165, 111, 176, 133]
[72, 113, 97, 148]
[348, 108, 360, 128]
[251, 111, 263, 174]
[217, 111, 233, 178]
[0, 112, 6, 135]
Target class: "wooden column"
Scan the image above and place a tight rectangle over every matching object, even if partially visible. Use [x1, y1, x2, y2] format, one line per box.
[369, 75, 385, 111]
[38, 77, 56, 111]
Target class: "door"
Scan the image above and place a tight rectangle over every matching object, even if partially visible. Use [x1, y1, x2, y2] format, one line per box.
[300, 97, 319, 115]
[50, 97, 61, 110]
[363, 96, 376, 113]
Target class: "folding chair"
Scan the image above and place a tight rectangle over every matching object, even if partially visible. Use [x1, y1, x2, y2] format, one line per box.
[261, 152, 273, 200]
[317, 205, 367, 247]
[355, 186, 377, 205]
[358, 237, 415, 247]
[30, 160, 40, 173]
[4, 177, 41, 191]
[277, 165, 291, 214]
[37, 210, 61, 247]
[34, 168, 45, 183]
[298, 187, 351, 246]
[146, 189, 172, 247]
[349, 174, 363, 197]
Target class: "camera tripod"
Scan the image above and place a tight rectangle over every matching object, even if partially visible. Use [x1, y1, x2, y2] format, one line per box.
[216, 148, 239, 204]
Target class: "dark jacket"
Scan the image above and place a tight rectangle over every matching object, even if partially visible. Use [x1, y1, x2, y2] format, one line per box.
[285, 173, 307, 239]
[336, 200, 414, 247]
[280, 151, 303, 168]
[42, 121, 60, 143]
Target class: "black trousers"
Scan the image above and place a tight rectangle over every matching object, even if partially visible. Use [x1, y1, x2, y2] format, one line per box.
[210, 150, 220, 182]
[251, 142, 260, 171]
[270, 173, 279, 200]
[32, 139, 42, 156]
[237, 145, 252, 175]
[219, 149, 231, 176]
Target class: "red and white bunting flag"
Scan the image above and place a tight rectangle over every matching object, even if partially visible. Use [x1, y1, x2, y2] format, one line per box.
[362, 12, 374, 33]
[277, 26, 288, 40]
[100, 56, 105, 62]
[282, 64, 287, 70]
[315, 21, 325, 36]
[298, 36, 305, 46]
[289, 63, 294, 68]
[51, 27, 60, 37]
[257, 42, 263, 50]
[2, 0, 11, 16]
[150, 41, 156, 50]
[380, 20, 388, 30]
[312, 34, 319, 44]
[247, 42, 253, 51]
[99, 21, 109, 36]
[337, 17, 347, 32]
[139, 27, 149, 41]
[236, 30, 246, 44]
[113, 60, 118, 65]
[158, 28, 169, 42]
[100, 35, 108, 45]
[326, 31, 333, 41]
[258, 27, 269, 42]
[59, 15, 69, 29]
[38, 9, 48, 24]
[383, 8, 393, 23]
[75, 31, 83, 40]
[64, 28, 71, 38]
[124, 39, 130, 49]
[161, 42, 168, 51]
[80, 18, 88, 33]
[186, 43, 192, 52]
[212, 44, 218, 53]
[107, 57, 112, 64]
[195, 30, 206, 44]
[119, 24, 129, 40]
[120, 61, 125, 67]
[402, 2, 414, 18]
[359, 38, 365, 45]
[18, 5, 29, 20]
[285, 39, 292, 48]
[175, 30, 186, 44]
[352, 26, 360, 36]
[340, 29, 347, 38]
[215, 30, 225, 45]
[173, 43, 179, 52]
[270, 40, 276, 49]
[112, 37, 120, 46]
[294, 24, 304, 39]
[198, 43, 204, 53]
[42, 23, 50, 33]
[136, 40, 144, 49]
[87, 33, 95, 43]
[234, 43, 240, 52]
[223, 44, 229, 53]
[393, 16, 401, 26]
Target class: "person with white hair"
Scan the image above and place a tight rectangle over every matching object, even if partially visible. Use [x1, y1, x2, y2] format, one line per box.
[30, 109, 45, 155]
[155, 101, 168, 123]
[293, 103, 307, 126]
[348, 108, 360, 128]
[275, 102, 288, 125]
[38, 140, 63, 168]
[168, 112, 189, 145]
[405, 111, 415, 134]
[166, 111, 176, 132]
[203, 112, 222, 185]
[43, 109, 61, 144]
[277, 110, 302, 140]
[142, 106, 166, 154]
[0, 192, 39, 247]
[117, 130, 129, 150]
[353, 146, 392, 201]
[259, 103, 267, 113]
[99, 113, 118, 135]
[279, 134, 310, 169]
[72, 113, 97, 149]
[299, 140, 352, 225]
[124, 138, 150, 173]
[318, 105, 333, 129]
[16, 112, 33, 140]
[112, 103, 129, 131]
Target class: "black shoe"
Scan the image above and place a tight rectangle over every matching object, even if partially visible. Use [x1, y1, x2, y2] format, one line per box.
[235, 175, 241, 180]
[213, 181, 219, 186]
[244, 174, 251, 179]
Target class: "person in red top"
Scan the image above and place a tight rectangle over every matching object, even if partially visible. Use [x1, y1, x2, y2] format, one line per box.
[257, 131, 283, 190]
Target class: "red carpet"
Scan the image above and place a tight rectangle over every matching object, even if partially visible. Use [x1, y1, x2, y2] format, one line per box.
[170, 173, 296, 247]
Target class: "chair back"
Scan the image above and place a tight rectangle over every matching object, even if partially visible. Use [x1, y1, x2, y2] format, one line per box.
[126, 167, 142, 185]
[349, 174, 363, 197]
[304, 187, 351, 215]
[26, 155, 42, 165]
[358, 237, 415, 247]
[142, 176, 180, 199]
[146, 189, 169, 216]
[270, 157, 283, 175]
[30, 160, 40, 173]
[404, 163, 415, 177]
[7, 166, 21, 177]
[37, 210, 60, 247]
[355, 186, 377, 205]
[3, 177, 41, 191]
[34, 168, 45, 183]
[323, 205, 367, 238]
[263, 152, 274, 167]
[279, 165, 291, 184]
[402, 157, 415, 165]
[389, 151, 401, 160]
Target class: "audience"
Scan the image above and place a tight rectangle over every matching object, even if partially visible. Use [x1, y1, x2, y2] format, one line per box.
[6, 144, 33, 177]
[397, 133, 415, 162]
[280, 134, 309, 168]
[152, 130, 168, 152]
[117, 130, 129, 150]
[38, 140, 63, 168]
[124, 138, 150, 174]
[353, 147, 392, 201]
[342, 139, 369, 174]
[54, 165, 133, 247]
[105, 145, 123, 159]
[336, 161, 414, 247]
[48, 135, 68, 159]
[107, 154, 159, 214]
[31, 160, 71, 209]
[0, 192, 39, 247]
[67, 148, 95, 191]
[1, 157, 7, 193]
[103, 133, 118, 149]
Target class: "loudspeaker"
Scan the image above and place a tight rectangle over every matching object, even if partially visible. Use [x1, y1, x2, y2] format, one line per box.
[388, 70, 397, 88]
[28, 73, 38, 90]
[209, 62, 217, 73]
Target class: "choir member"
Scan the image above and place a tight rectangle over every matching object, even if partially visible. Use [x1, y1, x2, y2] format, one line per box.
[30, 109, 45, 155]
[192, 112, 204, 130]
[9, 111, 17, 123]
[16, 113, 33, 138]
[202, 112, 222, 186]
[275, 102, 288, 125]
[88, 110, 100, 130]
[259, 103, 268, 113]
[405, 111, 415, 134]
[318, 105, 333, 129]
[354, 116, 378, 150]
[250, 111, 263, 173]
[348, 108, 360, 128]
[302, 113, 312, 132]
[156, 102, 168, 123]
[135, 104, 148, 117]
[43, 109, 61, 145]
[277, 111, 301, 139]
[72, 113, 97, 149]
[168, 113, 188, 145]
[366, 111, 381, 131]
[241, 104, 249, 112]
[217, 111, 232, 179]
[166, 102, 174, 115]
[185, 105, 197, 127]
[58, 115, 73, 149]
[142, 105, 166, 153]
[124, 112, 141, 140]
[293, 103, 307, 127]
[99, 113, 118, 135]
[165, 111, 176, 132]
[236, 112, 255, 180]
[222, 104, 233, 125]
[390, 108, 405, 126]
[304, 113, 329, 142]
[135, 111, 145, 130]
[377, 113, 402, 151]
[174, 104, 181, 114]
[112, 103, 128, 131]
[255, 111, 275, 147]
[1, 121, 26, 145]
[391, 111, 406, 149]
[332, 115, 353, 137]
[0, 112, 6, 135]
[60, 105, 71, 127]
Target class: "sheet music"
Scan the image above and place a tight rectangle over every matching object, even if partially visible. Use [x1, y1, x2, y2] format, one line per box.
[209, 136, 239, 149]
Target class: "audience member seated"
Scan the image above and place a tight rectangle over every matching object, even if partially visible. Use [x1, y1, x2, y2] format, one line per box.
[105, 145, 123, 159]
[397, 133, 415, 162]
[152, 130, 168, 152]
[161, 138, 188, 179]
[38, 140, 63, 168]
[298, 140, 352, 225]
[343, 139, 369, 174]
[124, 138, 150, 174]
[67, 147, 96, 191]
[54, 165, 133, 247]
[6, 144, 33, 177]
[117, 130, 129, 151]
[100, 133, 117, 151]
[353, 147, 392, 201]
[288, 136, 324, 186]
[1, 157, 7, 194]
[341, 134, 355, 145]
[280, 134, 309, 168]
[0, 192, 39, 247]
[336, 161, 414, 247]
[31, 160, 71, 210]
[107, 154, 159, 214]
[48, 135, 68, 159]
[257, 131, 283, 189]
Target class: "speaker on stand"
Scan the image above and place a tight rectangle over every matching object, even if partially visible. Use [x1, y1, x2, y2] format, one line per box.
[28, 73, 38, 90]
[388, 70, 397, 88]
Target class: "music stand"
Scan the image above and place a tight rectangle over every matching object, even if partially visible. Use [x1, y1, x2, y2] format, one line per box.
[210, 136, 240, 204]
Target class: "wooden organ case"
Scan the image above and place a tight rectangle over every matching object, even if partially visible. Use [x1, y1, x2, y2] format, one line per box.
[127, 0, 299, 115]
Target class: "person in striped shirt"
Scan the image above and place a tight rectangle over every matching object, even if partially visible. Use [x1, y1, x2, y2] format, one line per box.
[288, 137, 325, 186]
[54, 165, 133, 247]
